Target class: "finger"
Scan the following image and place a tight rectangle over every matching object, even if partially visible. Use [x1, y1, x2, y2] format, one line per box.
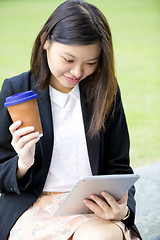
[89, 194, 110, 212]
[101, 191, 118, 209]
[83, 198, 103, 216]
[18, 137, 40, 160]
[9, 120, 22, 135]
[11, 126, 35, 145]
[21, 136, 40, 153]
[16, 132, 40, 149]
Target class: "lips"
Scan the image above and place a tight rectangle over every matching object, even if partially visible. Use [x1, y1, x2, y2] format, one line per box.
[64, 75, 80, 83]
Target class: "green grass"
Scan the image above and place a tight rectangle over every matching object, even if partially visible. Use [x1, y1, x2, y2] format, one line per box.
[0, 0, 160, 168]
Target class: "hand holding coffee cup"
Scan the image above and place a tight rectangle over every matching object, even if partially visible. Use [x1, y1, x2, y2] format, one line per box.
[9, 121, 40, 179]
[4, 90, 43, 179]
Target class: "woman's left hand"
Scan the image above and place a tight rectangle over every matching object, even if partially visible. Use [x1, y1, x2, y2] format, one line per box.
[83, 191, 128, 221]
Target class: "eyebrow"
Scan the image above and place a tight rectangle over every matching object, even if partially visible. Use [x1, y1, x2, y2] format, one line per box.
[63, 52, 99, 61]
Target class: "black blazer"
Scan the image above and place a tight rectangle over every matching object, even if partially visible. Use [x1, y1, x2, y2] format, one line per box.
[0, 71, 141, 240]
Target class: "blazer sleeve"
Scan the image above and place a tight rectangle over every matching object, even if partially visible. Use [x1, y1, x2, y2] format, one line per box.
[102, 86, 136, 229]
[0, 78, 32, 194]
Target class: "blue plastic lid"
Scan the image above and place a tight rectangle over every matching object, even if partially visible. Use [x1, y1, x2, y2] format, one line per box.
[4, 90, 38, 107]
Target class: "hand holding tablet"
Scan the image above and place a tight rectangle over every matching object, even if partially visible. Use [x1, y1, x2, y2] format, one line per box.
[54, 174, 140, 216]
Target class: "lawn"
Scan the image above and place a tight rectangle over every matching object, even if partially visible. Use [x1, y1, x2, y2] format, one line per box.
[0, 0, 160, 168]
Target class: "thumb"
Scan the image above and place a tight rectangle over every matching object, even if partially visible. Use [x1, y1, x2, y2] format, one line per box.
[118, 192, 128, 205]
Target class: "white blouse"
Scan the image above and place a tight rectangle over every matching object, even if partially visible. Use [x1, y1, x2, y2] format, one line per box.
[43, 84, 92, 192]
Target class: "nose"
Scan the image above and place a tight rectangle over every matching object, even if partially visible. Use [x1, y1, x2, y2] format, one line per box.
[70, 65, 84, 79]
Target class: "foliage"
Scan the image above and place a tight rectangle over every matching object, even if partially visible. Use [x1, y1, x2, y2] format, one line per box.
[0, 0, 160, 168]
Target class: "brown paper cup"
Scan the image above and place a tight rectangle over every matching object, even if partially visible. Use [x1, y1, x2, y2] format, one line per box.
[4, 91, 43, 137]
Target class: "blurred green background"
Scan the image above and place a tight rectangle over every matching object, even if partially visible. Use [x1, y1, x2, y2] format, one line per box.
[0, 0, 160, 168]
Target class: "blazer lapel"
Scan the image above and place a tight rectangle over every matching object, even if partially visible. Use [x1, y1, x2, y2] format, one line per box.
[34, 86, 54, 182]
[80, 89, 100, 175]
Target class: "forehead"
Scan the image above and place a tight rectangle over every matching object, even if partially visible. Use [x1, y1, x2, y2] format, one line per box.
[50, 41, 101, 60]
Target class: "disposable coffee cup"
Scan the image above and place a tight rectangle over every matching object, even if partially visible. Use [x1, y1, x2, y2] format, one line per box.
[4, 90, 43, 137]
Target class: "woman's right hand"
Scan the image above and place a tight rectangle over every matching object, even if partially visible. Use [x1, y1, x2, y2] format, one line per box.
[9, 120, 40, 179]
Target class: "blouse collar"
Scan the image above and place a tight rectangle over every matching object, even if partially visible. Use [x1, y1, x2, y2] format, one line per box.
[49, 84, 80, 108]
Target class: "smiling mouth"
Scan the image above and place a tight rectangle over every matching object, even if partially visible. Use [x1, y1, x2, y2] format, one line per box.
[64, 75, 80, 83]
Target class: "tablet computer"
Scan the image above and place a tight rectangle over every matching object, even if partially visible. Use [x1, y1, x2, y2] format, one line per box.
[54, 174, 140, 216]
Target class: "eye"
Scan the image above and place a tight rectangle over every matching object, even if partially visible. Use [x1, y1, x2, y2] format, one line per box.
[87, 62, 97, 66]
[64, 58, 73, 63]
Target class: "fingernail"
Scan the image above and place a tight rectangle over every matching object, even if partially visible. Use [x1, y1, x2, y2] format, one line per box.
[83, 199, 87, 204]
[90, 194, 94, 199]
[17, 120, 21, 124]
[101, 191, 105, 195]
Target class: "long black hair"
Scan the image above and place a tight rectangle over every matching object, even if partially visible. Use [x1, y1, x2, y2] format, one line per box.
[31, 0, 117, 137]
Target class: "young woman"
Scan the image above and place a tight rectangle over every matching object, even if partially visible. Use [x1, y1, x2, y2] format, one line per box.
[0, 0, 142, 239]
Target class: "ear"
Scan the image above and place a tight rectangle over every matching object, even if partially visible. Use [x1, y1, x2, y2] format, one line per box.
[40, 32, 50, 50]
[43, 40, 50, 50]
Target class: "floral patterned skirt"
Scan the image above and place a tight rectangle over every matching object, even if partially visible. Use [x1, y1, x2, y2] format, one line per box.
[9, 192, 140, 240]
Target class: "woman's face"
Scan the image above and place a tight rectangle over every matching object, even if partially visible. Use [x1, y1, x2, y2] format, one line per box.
[44, 41, 101, 93]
